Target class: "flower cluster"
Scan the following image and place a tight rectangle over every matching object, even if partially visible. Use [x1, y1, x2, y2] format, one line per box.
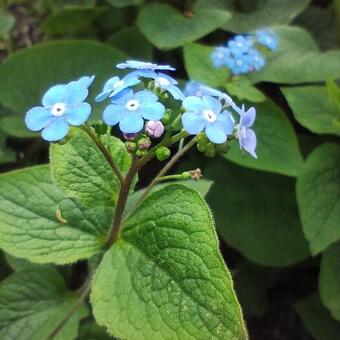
[211, 29, 278, 76]
[25, 60, 257, 159]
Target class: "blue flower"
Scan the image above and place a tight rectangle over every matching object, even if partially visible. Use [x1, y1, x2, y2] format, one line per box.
[25, 76, 93, 142]
[181, 95, 234, 144]
[103, 89, 165, 133]
[211, 46, 231, 68]
[235, 105, 257, 158]
[116, 60, 175, 71]
[248, 49, 266, 71]
[183, 81, 205, 97]
[228, 35, 253, 56]
[199, 85, 237, 110]
[255, 29, 278, 51]
[95, 75, 140, 102]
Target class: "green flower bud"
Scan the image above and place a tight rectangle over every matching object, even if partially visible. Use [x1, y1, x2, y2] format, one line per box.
[156, 146, 171, 161]
[137, 136, 151, 151]
[197, 143, 207, 153]
[136, 149, 147, 157]
[215, 142, 230, 155]
[125, 141, 137, 153]
[204, 143, 216, 158]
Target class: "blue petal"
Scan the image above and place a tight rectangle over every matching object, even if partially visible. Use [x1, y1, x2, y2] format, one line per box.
[103, 104, 124, 126]
[65, 102, 91, 126]
[157, 73, 177, 85]
[141, 102, 165, 120]
[119, 112, 144, 133]
[62, 81, 89, 104]
[167, 85, 185, 100]
[202, 95, 222, 114]
[240, 107, 256, 127]
[41, 118, 69, 142]
[110, 87, 131, 101]
[95, 90, 111, 102]
[77, 75, 95, 88]
[123, 76, 141, 87]
[217, 111, 235, 134]
[182, 96, 204, 112]
[25, 106, 52, 131]
[205, 123, 227, 144]
[42, 85, 65, 107]
[111, 89, 134, 104]
[103, 76, 119, 93]
[135, 90, 158, 103]
[181, 111, 205, 135]
[241, 128, 257, 158]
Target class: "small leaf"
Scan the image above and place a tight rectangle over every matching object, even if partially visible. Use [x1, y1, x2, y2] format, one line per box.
[282, 86, 340, 136]
[205, 158, 310, 267]
[0, 266, 88, 339]
[319, 242, 340, 321]
[137, 3, 231, 49]
[0, 165, 113, 264]
[91, 184, 247, 339]
[225, 100, 303, 177]
[295, 294, 340, 340]
[0, 9, 15, 36]
[296, 144, 340, 254]
[50, 127, 131, 207]
[183, 43, 230, 88]
[107, 26, 153, 60]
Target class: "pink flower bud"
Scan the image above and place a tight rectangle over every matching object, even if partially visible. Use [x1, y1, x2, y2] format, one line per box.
[146, 120, 164, 138]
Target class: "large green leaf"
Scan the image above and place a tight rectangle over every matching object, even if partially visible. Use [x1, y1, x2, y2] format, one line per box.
[107, 26, 153, 60]
[0, 131, 15, 164]
[183, 43, 231, 88]
[296, 144, 340, 255]
[137, 3, 231, 50]
[282, 86, 340, 136]
[41, 7, 105, 35]
[0, 266, 88, 339]
[226, 100, 303, 177]
[319, 242, 340, 321]
[295, 294, 340, 340]
[205, 158, 310, 267]
[91, 184, 247, 339]
[51, 128, 131, 207]
[0, 165, 112, 264]
[0, 40, 126, 137]
[202, 0, 311, 33]
[105, 0, 142, 7]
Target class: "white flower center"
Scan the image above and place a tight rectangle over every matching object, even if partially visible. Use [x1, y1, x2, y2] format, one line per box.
[203, 109, 216, 123]
[113, 80, 125, 89]
[236, 60, 243, 66]
[126, 99, 140, 111]
[236, 42, 243, 48]
[156, 77, 170, 86]
[51, 102, 66, 117]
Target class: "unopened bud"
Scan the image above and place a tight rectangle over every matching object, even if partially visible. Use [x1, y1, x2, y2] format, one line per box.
[146, 120, 164, 138]
[137, 136, 151, 151]
[161, 109, 172, 125]
[123, 133, 137, 141]
[125, 141, 137, 153]
[156, 146, 171, 161]
[216, 142, 230, 155]
[204, 144, 216, 158]
[136, 149, 147, 157]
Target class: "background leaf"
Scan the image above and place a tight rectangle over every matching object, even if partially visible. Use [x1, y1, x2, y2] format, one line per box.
[137, 3, 231, 50]
[91, 184, 247, 339]
[0, 266, 88, 339]
[296, 143, 340, 255]
[205, 158, 310, 267]
[282, 86, 340, 136]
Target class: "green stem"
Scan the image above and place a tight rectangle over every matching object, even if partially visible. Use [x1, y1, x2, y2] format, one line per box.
[83, 124, 124, 184]
[45, 277, 92, 340]
[106, 155, 139, 246]
[132, 137, 197, 213]
[157, 172, 191, 182]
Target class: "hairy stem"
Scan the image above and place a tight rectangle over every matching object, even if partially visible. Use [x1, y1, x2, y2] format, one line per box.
[45, 277, 92, 340]
[83, 124, 124, 184]
[133, 137, 197, 212]
[106, 155, 139, 246]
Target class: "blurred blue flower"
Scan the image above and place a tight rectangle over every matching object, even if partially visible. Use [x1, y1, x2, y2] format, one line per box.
[116, 60, 175, 71]
[229, 54, 251, 75]
[248, 49, 266, 71]
[95, 75, 140, 102]
[181, 95, 234, 144]
[235, 105, 257, 158]
[25, 76, 93, 142]
[183, 81, 205, 97]
[103, 89, 165, 133]
[255, 29, 278, 51]
[228, 35, 253, 56]
[211, 46, 231, 68]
